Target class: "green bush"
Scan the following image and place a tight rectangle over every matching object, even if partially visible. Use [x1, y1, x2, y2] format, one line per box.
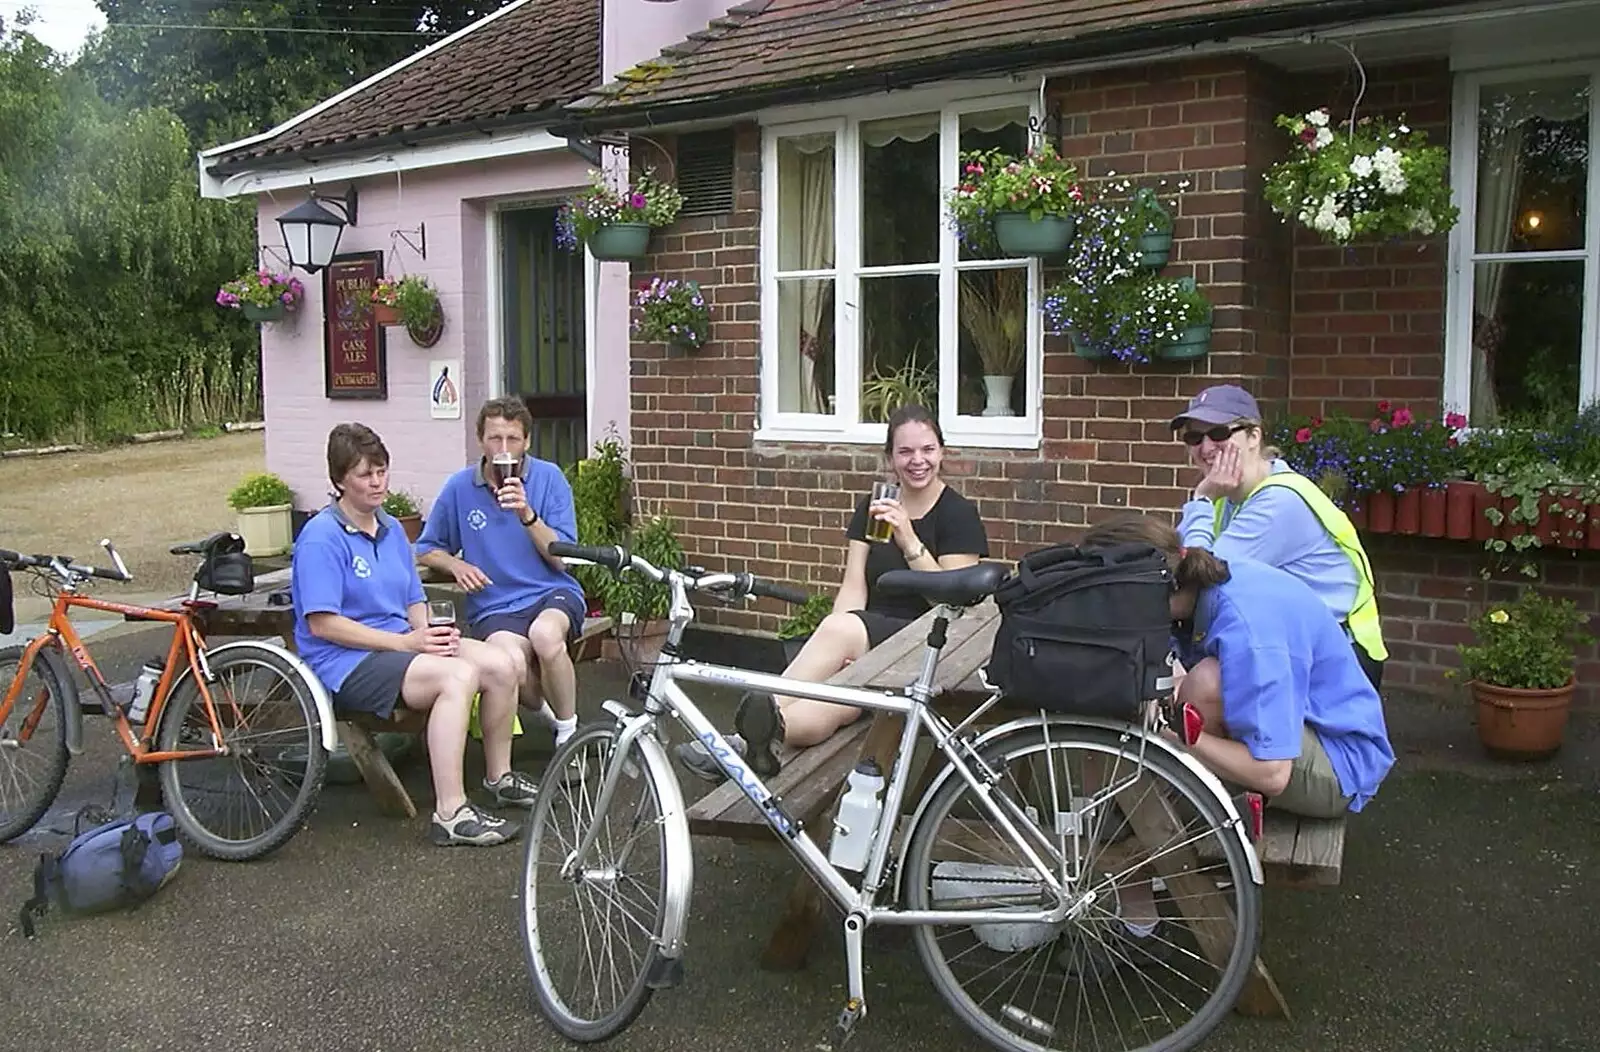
[382, 489, 420, 517]
[1455, 591, 1590, 691]
[227, 472, 292, 510]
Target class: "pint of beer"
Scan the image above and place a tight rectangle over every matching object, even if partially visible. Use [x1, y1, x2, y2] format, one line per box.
[866, 481, 900, 543]
[490, 452, 520, 490]
[427, 600, 457, 628]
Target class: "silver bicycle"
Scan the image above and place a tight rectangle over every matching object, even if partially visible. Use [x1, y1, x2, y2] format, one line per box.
[521, 543, 1266, 1052]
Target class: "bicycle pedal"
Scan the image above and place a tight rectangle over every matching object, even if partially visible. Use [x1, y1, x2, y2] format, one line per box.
[820, 998, 866, 1049]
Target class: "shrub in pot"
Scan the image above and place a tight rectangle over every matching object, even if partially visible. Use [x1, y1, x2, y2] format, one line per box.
[227, 472, 294, 556]
[382, 489, 424, 543]
[778, 593, 833, 666]
[1452, 590, 1590, 760]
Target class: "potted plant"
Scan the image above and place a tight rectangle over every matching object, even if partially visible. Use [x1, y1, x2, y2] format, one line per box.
[227, 472, 294, 556]
[382, 489, 424, 543]
[945, 141, 1083, 257]
[600, 515, 686, 666]
[1042, 191, 1142, 361]
[1263, 108, 1459, 244]
[959, 269, 1027, 416]
[1130, 186, 1176, 269]
[861, 357, 937, 423]
[371, 274, 442, 335]
[216, 269, 305, 323]
[1149, 276, 1213, 361]
[633, 277, 711, 351]
[557, 169, 684, 262]
[565, 429, 631, 617]
[778, 593, 833, 666]
[1453, 591, 1589, 760]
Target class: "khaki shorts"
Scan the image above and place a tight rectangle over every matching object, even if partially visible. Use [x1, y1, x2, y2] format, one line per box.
[1272, 725, 1353, 819]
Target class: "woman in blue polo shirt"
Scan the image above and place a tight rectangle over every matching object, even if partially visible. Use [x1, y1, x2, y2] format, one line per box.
[292, 423, 537, 848]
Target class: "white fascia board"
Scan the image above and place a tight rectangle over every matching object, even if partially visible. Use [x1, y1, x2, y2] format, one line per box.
[197, 0, 538, 164]
[199, 127, 569, 200]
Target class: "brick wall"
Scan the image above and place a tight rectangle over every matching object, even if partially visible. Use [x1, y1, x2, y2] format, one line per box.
[625, 56, 1600, 708]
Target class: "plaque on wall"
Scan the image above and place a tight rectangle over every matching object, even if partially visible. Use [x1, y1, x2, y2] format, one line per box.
[323, 251, 387, 400]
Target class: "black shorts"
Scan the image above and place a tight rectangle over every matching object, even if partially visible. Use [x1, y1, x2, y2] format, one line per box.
[470, 588, 587, 645]
[1353, 639, 1385, 691]
[852, 609, 914, 650]
[332, 651, 417, 720]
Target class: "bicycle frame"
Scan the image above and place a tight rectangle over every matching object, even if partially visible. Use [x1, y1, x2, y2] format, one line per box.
[1, 592, 231, 764]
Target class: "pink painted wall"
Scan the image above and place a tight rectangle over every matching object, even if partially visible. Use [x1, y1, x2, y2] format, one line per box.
[257, 149, 600, 515]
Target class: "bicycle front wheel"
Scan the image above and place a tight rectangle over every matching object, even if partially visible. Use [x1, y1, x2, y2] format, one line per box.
[903, 724, 1261, 1052]
[156, 642, 327, 860]
[521, 722, 681, 1042]
[0, 645, 73, 843]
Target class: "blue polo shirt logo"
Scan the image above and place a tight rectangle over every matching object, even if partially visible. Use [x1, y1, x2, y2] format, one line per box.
[467, 508, 488, 531]
[352, 556, 372, 579]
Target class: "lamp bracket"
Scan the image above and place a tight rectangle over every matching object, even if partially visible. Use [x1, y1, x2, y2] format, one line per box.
[307, 181, 359, 227]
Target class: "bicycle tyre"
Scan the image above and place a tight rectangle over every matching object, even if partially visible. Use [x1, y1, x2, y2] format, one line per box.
[521, 723, 675, 1042]
[903, 724, 1261, 1052]
[0, 645, 73, 843]
[156, 642, 326, 861]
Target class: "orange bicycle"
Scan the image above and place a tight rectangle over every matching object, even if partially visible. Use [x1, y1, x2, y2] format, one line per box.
[1, 535, 333, 860]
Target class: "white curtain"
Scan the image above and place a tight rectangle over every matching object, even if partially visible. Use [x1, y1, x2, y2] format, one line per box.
[1471, 80, 1590, 423]
[796, 149, 833, 413]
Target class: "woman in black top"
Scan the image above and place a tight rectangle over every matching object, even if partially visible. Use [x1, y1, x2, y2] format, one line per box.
[676, 404, 990, 783]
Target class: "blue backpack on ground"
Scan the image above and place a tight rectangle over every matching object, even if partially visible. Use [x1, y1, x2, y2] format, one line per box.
[19, 811, 183, 937]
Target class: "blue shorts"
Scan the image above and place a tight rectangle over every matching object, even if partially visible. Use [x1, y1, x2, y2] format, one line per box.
[331, 651, 417, 720]
[470, 588, 587, 645]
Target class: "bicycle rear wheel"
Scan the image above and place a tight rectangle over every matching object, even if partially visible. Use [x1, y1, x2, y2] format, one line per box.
[156, 642, 326, 860]
[521, 722, 681, 1042]
[903, 724, 1261, 1052]
[0, 645, 72, 843]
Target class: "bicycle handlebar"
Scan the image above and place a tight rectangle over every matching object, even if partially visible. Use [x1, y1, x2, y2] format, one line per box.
[0, 538, 134, 583]
[548, 542, 808, 606]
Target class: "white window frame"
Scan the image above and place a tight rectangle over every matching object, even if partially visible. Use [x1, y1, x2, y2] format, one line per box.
[1443, 60, 1600, 417]
[757, 87, 1044, 449]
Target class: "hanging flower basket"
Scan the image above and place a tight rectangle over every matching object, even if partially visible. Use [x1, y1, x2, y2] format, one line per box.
[945, 141, 1083, 258]
[372, 302, 403, 326]
[1131, 188, 1175, 269]
[1069, 332, 1112, 360]
[992, 212, 1076, 257]
[1263, 108, 1459, 244]
[217, 269, 304, 322]
[371, 275, 441, 341]
[633, 277, 710, 351]
[1158, 318, 1212, 361]
[558, 169, 684, 262]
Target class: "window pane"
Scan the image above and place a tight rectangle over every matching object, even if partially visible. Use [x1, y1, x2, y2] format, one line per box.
[957, 107, 1030, 262]
[1476, 78, 1590, 254]
[776, 134, 836, 273]
[774, 278, 834, 414]
[957, 267, 1029, 417]
[1470, 259, 1584, 425]
[860, 273, 938, 423]
[861, 114, 939, 266]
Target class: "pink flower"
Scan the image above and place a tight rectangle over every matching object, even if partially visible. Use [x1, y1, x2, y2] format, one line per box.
[629, 193, 647, 209]
[1299, 126, 1318, 145]
[1369, 418, 1384, 433]
[1294, 427, 1313, 444]
[1376, 399, 1392, 413]
[1391, 407, 1413, 428]
[1310, 415, 1323, 429]
[1445, 412, 1467, 429]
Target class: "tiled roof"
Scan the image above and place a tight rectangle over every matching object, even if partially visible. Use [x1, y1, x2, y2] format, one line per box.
[569, 0, 1461, 122]
[208, 0, 600, 170]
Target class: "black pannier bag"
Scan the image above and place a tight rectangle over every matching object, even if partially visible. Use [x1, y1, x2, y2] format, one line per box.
[985, 542, 1175, 719]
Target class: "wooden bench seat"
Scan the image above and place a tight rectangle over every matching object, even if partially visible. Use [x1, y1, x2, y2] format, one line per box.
[1200, 810, 1346, 889]
[686, 719, 871, 842]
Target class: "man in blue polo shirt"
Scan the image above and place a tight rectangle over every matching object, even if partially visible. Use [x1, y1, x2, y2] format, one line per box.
[416, 397, 586, 749]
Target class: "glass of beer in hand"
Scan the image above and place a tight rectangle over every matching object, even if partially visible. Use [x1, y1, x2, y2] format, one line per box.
[867, 481, 900, 543]
[427, 600, 457, 628]
[490, 452, 521, 491]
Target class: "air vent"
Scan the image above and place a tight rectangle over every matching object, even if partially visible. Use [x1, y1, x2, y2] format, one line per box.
[676, 130, 735, 217]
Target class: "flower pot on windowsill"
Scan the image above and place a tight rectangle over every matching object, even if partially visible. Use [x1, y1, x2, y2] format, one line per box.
[372, 302, 403, 326]
[236, 503, 293, 557]
[1419, 487, 1447, 537]
[1366, 491, 1396, 534]
[586, 222, 653, 262]
[242, 302, 286, 323]
[1394, 488, 1422, 535]
[992, 212, 1076, 257]
[1472, 677, 1574, 761]
[980, 374, 1017, 416]
[1158, 320, 1212, 361]
[1445, 480, 1481, 540]
[1138, 230, 1173, 269]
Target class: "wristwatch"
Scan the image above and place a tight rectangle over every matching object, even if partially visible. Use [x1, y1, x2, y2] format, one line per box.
[520, 508, 540, 527]
[904, 542, 927, 562]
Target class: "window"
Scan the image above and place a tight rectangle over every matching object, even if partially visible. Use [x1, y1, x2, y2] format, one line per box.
[760, 94, 1042, 447]
[1447, 66, 1600, 426]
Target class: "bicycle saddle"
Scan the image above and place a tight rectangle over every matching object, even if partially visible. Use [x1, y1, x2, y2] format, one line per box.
[169, 532, 246, 557]
[876, 561, 1008, 608]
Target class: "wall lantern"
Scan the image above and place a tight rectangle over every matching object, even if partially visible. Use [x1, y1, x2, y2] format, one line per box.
[277, 185, 358, 274]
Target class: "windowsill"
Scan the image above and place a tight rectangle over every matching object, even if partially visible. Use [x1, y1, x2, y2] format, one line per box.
[755, 423, 1041, 451]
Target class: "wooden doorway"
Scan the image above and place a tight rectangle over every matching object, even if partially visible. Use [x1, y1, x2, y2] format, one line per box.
[500, 206, 587, 467]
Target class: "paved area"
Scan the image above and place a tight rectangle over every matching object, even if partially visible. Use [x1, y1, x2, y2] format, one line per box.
[1, 625, 1597, 1052]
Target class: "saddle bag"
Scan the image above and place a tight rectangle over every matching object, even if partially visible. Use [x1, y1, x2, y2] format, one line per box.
[985, 542, 1176, 719]
[18, 811, 183, 937]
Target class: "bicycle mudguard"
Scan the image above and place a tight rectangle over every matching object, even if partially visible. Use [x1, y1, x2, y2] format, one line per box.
[1, 568, 13, 635]
[167, 640, 339, 753]
[898, 713, 1264, 891]
[37, 646, 85, 757]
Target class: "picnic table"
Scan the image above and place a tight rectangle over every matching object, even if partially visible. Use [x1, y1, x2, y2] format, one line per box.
[139, 562, 611, 820]
[684, 596, 1346, 1021]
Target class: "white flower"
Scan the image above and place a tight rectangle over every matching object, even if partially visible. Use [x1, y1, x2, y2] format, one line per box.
[1410, 208, 1437, 235]
[1350, 155, 1374, 178]
[1398, 124, 1411, 134]
[1332, 217, 1352, 240]
[1307, 109, 1330, 127]
[1314, 127, 1334, 150]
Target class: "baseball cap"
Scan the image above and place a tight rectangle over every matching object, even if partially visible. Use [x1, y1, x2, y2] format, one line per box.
[1168, 384, 1261, 430]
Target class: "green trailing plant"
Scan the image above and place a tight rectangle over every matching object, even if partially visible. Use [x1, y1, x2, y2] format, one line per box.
[633, 277, 710, 349]
[1451, 591, 1589, 691]
[227, 472, 292, 510]
[1129, 185, 1174, 235]
[372, 274, 440, 330]
[382, 489, 420, 517]
[216, 268, 304, 312]
[777, 593, 832, 641]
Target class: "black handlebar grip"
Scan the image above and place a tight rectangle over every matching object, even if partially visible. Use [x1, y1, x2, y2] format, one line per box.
[752, 579, 809, 605]
[548, 542, 626, 569]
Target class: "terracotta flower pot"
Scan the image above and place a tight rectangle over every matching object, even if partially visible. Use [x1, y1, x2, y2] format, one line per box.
[1346, 495, 1369, 530]
[1367, 491, 1396, 534]
[1445, 480, 1479, 540]
[1589, 503, 1600, 551]
[372, 302, 403, 326]
[1472, 677, 1575, 761]
[1473, 485, 1498, 542]
[396, 514, 423, 544]
[1394, 488, 1421, 535]
[1419, 487, 1447, 538]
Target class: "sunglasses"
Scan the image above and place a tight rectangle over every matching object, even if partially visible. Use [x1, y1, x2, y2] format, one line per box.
[1179, 423, 1248, 447]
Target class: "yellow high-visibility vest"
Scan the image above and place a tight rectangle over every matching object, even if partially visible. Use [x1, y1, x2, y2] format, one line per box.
[1212, 472, 1388, 662]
